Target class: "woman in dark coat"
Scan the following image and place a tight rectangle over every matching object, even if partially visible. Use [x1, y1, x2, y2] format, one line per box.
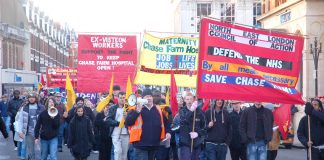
[94, 104, 112, 160]
[68, 106, 94, 160]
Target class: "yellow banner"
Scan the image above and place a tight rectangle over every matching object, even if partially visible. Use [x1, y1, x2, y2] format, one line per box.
[134, 33, 199, 87]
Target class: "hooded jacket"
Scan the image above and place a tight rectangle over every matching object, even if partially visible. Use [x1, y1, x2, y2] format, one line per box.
[179, 107, 206, 148]
[205, 106, 232, 145]
[68, 114, 94, 159]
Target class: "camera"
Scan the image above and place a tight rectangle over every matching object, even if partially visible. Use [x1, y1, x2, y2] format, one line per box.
[137, 98, 148, 105]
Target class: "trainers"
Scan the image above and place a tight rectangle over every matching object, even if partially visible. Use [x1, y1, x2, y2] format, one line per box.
[92, 151, 99, 154]
[14, 147, 17, 151]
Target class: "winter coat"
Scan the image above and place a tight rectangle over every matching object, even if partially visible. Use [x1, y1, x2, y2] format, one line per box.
[68, 115, 94, 159]
[0, 116, 8, 138]
[205, 108, 232, 145]
[17, 103, 44, 136]
[56, 103, 66, 124]
[239, 105, 273, 144]
[298, 114, 324, 148]
[8, 97, 24, 119]
[179, 107, 206, 148]
[94, 112, 110, 141]
[229, 110, 244, 149]
[268, 128, 280, 150]
[125, 105, 171, 150]
[13, 107, 24, 142]
[34, 110, 60, 140]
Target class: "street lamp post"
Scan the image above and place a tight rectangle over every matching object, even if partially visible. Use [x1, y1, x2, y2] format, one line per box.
[310, 37, 322, 97]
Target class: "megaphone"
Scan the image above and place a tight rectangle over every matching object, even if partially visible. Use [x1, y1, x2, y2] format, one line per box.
[48, 107, 58, 118]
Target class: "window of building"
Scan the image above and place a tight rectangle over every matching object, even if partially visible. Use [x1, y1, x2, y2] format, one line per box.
[196, 3, 211, 32]
[221, 3, 235, 23]
[253, 0, 262, 27]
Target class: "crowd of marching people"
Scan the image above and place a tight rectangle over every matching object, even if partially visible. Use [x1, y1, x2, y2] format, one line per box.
[1, 87, 324, 160]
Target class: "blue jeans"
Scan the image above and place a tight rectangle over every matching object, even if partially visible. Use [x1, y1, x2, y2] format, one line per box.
[17, 140, 26, 159]
[247, 141, 267, 160]
[179, 146, 201, 160]
[128, 144, 136, 160]
[134, 148, 157, 160]
[57, 123, 66, 149]
[205, 143, 227, 160]
[2, 116, 10, 133]
[40, 137, 58, 160]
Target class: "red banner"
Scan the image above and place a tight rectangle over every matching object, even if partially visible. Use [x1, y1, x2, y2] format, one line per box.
[77, 35, 137, 92]
[46, 68, 77, 88]
[197, 18, 304, 104]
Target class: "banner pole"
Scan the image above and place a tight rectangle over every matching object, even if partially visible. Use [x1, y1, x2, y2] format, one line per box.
[308, 115, 312, 160]
[191, 110, 196, 153]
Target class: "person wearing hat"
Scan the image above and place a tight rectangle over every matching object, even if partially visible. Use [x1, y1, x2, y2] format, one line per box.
[8, 90, 24, 149]
[0, 94, 10, 134]
[16, 92, 45, 160]
[240, 102, 273, 160]
[125, 89, 171, 160]
[298, 100, 324, 160]
[229, 100, 246, 160]
[204, 99, 232, 160]
[54, 93, 67, 152]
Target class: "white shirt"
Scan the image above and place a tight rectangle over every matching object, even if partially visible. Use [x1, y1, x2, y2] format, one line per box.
[112, 107, 128, 135]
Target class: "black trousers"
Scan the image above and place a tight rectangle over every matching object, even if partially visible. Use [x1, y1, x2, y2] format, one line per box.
[229, 147, 247, 160]
[99, 137, 112, 160]
[267, 150, 277, 160]
[307, 148, 324, 160]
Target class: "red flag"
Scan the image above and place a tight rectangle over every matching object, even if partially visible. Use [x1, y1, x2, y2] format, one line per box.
[170, 71, 178, 116]
[40, 74, 45, 86]
[273, 104, 291, 139]
[202, 99, 210, 112]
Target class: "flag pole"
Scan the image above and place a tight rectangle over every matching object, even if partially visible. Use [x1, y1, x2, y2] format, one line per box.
[308, 115, 312, 160]
[191, 109, 196, 152]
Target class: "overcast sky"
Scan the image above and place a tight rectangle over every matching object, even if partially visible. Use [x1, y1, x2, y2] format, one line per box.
[33, 0, 175, 33]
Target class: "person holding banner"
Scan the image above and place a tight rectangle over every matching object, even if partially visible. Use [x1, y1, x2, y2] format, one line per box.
[240, 102, 273, 160]
[107, 92, 129, 160]
[178, 92, 206, 160]
[125, 89, 171, 160]
[298, 100, 324, 160]
[204, 99, 232, 160]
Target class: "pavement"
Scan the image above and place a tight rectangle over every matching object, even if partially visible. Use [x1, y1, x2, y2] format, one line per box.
[0, 133, 306, 160]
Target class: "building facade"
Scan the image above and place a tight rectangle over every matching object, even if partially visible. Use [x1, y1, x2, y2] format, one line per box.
[21, 0, 77, 74]
[258, 0, 324, 147]
[173, 0, 262, 37]
[0, 0, 77, 95]
[0, 0, 36, 96]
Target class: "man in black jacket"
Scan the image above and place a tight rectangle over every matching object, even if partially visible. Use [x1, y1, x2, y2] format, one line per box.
[205, 99, 231, 160]
[229, 101, 246, 160]
[125, 89, 171, 160]
[107, 92, 129, 160]
[298, 100, 324, 160]
[35, 97, 60, 160]
[8, 90, 23, 148]
[240, 102, 273, 160]
[178, 92, 206, 160]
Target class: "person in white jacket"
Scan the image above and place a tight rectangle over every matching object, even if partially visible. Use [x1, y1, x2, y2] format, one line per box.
[14, 105, 26, 159]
